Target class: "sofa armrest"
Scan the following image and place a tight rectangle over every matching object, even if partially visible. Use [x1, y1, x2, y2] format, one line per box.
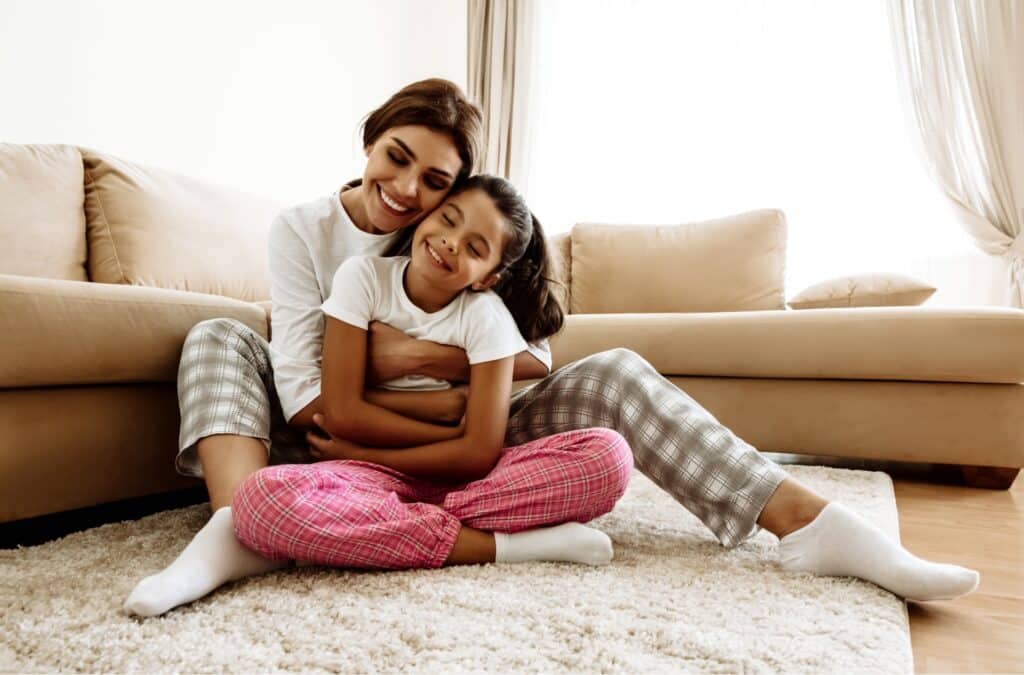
[549, 307, 1024, 383]
[0, 273, 267, 388]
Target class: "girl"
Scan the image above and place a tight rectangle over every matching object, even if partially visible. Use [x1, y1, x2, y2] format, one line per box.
[229, 175, 632, 571]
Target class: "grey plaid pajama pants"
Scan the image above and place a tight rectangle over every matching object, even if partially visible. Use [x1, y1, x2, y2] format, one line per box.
[177, 318, 788, 548]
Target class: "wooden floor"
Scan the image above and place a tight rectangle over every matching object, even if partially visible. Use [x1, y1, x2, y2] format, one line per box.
[768, 454, 1024, 674]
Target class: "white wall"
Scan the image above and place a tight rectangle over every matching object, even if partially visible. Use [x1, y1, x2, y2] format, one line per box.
[0, 0, 467, 205]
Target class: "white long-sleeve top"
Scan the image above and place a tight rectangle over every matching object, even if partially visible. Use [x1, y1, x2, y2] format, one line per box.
[267, 189, 552, 422]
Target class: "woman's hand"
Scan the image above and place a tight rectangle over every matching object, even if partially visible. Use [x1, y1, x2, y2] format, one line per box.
[365, 321, 417, 385]
[366, 321, 471, 384]
[445, 385, 469, 425]
[306, 413, 365, 461]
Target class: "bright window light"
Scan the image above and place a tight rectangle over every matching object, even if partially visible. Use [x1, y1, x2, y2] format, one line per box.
[525, 0, 975, 293]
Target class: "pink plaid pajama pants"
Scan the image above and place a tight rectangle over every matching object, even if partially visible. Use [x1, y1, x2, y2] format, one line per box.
[231, 428, 632, 570]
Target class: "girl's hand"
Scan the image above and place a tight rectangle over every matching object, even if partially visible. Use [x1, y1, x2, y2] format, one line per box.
[306, 413, 363, 461]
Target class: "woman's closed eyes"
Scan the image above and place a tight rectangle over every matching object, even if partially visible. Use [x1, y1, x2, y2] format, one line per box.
[387, 149, 449, 191]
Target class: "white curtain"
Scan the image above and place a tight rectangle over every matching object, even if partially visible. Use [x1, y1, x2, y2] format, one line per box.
[889, 0, 1024, 306]
[466, 0, 536, 189]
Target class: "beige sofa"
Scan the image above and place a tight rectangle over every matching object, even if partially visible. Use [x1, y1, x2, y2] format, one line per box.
[2, 143, 1022, 524]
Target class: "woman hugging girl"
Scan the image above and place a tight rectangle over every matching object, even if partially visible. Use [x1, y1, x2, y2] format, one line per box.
[232, 175, 633, 570]
[124, 170, 632, 617]
[124, 77, 979, 618]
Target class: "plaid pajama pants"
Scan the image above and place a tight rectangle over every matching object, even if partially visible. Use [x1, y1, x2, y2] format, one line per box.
[177, 318, 788, 548]
[231, 428, 633, 569]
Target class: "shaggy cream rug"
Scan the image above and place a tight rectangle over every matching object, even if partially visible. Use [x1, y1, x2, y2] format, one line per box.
[0, 465, 912, 673]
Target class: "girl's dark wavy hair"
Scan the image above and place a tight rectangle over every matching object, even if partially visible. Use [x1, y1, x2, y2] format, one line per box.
[383, 175, 565, 342]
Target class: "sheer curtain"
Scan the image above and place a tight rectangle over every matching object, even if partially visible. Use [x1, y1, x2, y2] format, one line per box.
[523, 0, 974, 294]
[889, 0, 1024, 307]
[467, 0, 536, 188]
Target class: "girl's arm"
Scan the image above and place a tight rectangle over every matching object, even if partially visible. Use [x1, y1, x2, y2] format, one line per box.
[366, 321, 549, 384]
[320, 316, 464, 447]
[309, 356, 515, 481]
[289, 387, 466, 429]
[364, 387, 466, 425]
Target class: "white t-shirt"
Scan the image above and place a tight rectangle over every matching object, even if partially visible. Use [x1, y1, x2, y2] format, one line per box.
[268, 189, 551, 420]
[322, 256, 529, 391]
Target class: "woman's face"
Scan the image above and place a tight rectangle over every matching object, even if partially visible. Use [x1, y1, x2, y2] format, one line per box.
[363, 125, 463, 233]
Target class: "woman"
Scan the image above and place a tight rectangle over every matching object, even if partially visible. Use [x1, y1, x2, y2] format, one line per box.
[124, 78, 979, 617]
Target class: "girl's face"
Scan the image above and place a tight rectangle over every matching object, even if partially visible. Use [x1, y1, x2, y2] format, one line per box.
[363, 125, 463, 233]
[410, 188, 508, 294]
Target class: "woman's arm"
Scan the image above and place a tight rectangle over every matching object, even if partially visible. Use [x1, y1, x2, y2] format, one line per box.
[308, 356, 515, 481]
[268, 213, 339, 426]
[366, 321, 549, 384]
[320, 316, 464, 446]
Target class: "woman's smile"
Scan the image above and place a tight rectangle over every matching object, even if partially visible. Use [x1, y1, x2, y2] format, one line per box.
[377, 183, 414, 216]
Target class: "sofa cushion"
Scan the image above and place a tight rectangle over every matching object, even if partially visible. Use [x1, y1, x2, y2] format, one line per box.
[788, 273, 936, 309]
[0, 144, 88, 282]
[81, 148, 283, 302]
[547, 306, 1024, 384]
[0, 273, 267, 388]
[570, 209, 786, 314]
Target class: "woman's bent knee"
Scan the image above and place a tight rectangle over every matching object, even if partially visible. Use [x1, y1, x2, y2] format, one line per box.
[185, 317, 249, 346]
[599, 347, 655, 374]
[180, 318, 261, 370]
[564, 347, 657, 384]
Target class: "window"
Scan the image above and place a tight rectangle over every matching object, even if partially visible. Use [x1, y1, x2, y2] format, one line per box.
[526, 0, 974, 292]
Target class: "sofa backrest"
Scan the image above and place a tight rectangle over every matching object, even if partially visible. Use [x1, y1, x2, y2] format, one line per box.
[81, 148, 283, 303]
[568, 209, 787, 314]
[0, 142, 787, 315]
[0, 143, 88, 282]
[547, 231, 572, 312]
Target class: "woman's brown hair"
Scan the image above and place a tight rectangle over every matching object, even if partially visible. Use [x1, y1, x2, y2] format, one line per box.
[362, 78, 482, 185]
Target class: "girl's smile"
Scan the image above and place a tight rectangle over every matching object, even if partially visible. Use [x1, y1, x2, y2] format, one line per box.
[424, 240, 453, 272]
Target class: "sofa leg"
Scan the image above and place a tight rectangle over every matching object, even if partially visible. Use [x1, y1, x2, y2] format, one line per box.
[959, 466, 1020, 490]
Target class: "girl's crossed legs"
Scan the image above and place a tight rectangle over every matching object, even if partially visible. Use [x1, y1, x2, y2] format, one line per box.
[233, 427, 631, 569]
[124, 428, 632, 616]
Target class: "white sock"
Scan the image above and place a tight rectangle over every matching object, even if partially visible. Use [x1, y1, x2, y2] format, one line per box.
[123, 506, 290, 617]
[779, 501, 980, 601]
[493, 522, 613, 566]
